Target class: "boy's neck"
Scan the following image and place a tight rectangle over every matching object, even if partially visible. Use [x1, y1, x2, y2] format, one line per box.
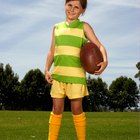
[66, 19, 78, 25]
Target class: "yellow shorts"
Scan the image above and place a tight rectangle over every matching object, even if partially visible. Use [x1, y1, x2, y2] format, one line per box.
[50, 80, 89, 99]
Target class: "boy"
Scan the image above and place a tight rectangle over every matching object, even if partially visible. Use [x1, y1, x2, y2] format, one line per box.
[45, 0, 108, 139]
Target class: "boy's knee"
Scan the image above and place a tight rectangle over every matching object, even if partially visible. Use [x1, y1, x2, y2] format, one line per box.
[53, 105, 64, 115]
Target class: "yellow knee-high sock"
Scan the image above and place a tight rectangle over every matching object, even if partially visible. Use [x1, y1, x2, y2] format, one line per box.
[73, 112, 86, 140]
[48, 112, 62, 140]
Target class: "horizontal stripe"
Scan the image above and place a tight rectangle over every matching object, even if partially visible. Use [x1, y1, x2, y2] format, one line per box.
[52, 74, 86, 84]
[55, 35, 87, 48]
[55, 28, 85, 39]
[52, 66, 86, 78]
[55, 46, 80, 57]
[54, 55, 82, 67]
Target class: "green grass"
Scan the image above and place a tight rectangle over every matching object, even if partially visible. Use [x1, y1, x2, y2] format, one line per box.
[0, 111, 139, 140]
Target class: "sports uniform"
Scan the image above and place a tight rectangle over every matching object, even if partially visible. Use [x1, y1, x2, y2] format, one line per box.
[48, 19, 88, 140]
[51, 19, 89, 99]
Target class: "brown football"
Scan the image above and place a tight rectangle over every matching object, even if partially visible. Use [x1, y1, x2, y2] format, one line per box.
[80, 42, 103, 74]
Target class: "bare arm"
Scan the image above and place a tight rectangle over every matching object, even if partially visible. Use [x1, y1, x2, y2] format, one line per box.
[84, 22, 108, 75]
[45, 27, 55, 84]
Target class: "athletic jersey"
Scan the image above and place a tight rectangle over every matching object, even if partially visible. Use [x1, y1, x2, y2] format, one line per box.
[52, 19, 88, 84]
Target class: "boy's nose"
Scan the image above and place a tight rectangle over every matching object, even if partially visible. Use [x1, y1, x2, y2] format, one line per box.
[70, 7, 74, 12]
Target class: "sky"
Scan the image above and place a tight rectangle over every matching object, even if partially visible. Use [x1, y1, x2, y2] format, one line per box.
[0, 0, 140, 87]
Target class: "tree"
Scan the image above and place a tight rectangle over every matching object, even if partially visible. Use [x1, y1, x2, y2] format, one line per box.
[20, 69, 51, 110]
[84, 76, 109, 111]
[0, 63, 4, 109]
[135, 62, 140, 97]
[108, 76, 139, 112]
[135, 61, 140, 81]
[0, 63, 20, 110]
[43, 82, 52, 111]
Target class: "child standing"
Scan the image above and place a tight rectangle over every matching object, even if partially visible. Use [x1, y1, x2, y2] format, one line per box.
[45, 0, 108, 139]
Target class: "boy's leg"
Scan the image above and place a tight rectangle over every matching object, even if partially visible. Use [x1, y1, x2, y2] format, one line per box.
[71, 99, 86, 140]
[48, 80, 65, 140]
[73, 112, 86, 140]
[48, 112, 62, 140]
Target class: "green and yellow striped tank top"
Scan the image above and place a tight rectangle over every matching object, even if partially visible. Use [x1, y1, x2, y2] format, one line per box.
[52, 19, 88, 84]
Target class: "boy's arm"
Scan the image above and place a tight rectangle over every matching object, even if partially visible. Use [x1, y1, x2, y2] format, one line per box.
[84, 23, 108, 75]
[45, 27, 55, 84]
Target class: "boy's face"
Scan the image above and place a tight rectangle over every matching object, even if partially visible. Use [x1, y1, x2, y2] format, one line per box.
[65, 0, 84, 22]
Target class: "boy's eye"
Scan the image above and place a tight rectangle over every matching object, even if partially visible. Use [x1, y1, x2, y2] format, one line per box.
[66, 3, 80, 11]
[68, 4, 72, 7]
[75, 6, 79, 9]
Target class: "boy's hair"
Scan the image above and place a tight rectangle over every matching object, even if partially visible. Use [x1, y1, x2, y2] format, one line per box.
[65, 0, 87, 10]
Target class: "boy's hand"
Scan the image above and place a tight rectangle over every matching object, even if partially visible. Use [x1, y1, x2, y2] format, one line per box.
[94, 61, 108, 75]
[45, 71, 53, 84]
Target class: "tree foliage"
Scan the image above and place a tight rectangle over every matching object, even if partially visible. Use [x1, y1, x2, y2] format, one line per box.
[83, 76, 108, 111]
[108, 76, 139, 111]
[0, 63, 139, 111]
[0, 63, 20, 110]
[135, 61, 140, 80]
[20, 69, 52, 110]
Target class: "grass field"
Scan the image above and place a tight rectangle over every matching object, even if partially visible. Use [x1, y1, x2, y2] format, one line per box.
[0, 111, 139, 140]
